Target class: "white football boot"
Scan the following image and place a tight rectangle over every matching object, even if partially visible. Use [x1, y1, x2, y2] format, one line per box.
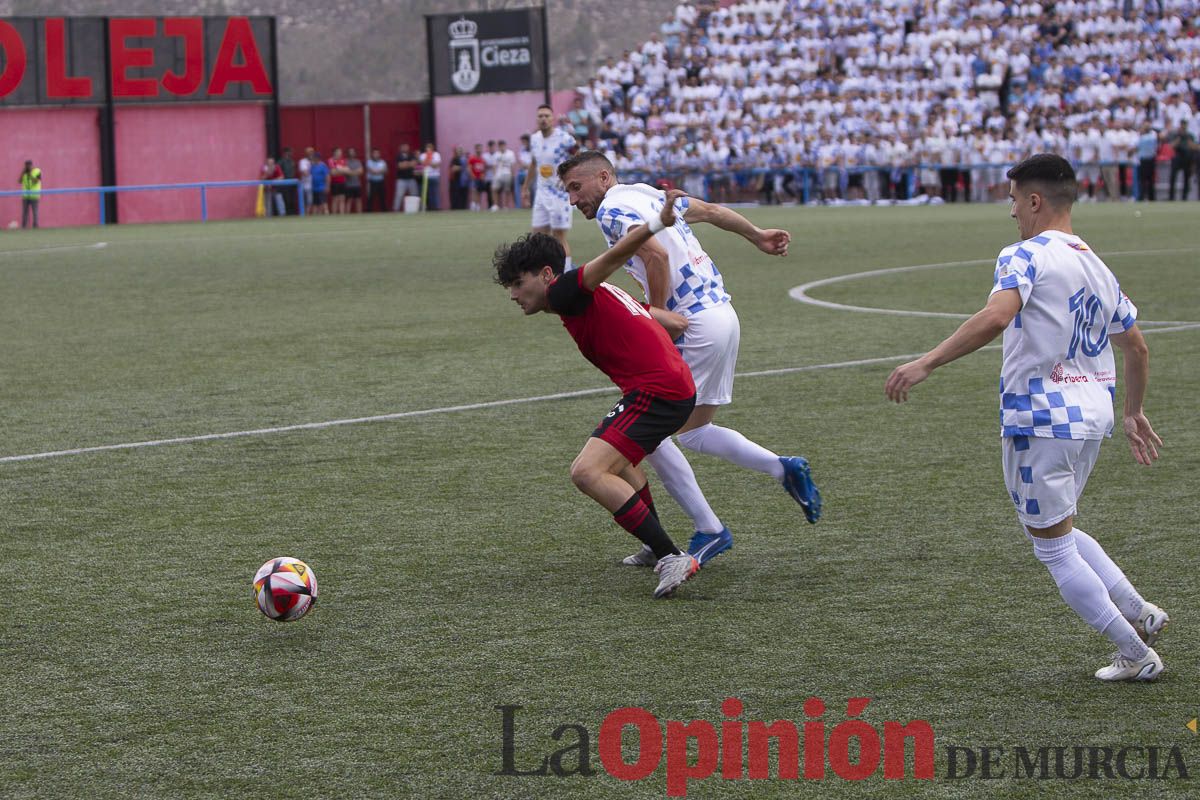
[1095, 648, 1163, 682]
[1135, 602, 1169, 647]
[652, 553, 698, 599]
[622, 544, 659, 567]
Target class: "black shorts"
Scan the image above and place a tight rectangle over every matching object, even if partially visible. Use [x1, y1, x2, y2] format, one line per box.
[331, 183, 346, 197]
[592, 389, 696, 466]
[312, 189, 326, 205]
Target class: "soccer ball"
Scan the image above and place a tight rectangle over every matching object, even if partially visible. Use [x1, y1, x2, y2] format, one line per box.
[253, 557, 318, 621]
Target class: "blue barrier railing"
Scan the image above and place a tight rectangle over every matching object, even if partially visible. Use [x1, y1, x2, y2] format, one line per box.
[0, 179, 303, 224]
[3, 162, 1158, 223]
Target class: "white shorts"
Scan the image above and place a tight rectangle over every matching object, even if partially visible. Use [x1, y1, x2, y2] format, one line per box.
[678, 301, 740, 406]
[531, 187, 573, 230]
[1001, 435, 1102, 529]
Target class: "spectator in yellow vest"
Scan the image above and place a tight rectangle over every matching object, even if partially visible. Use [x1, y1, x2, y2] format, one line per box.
[20, 160, 41, 229]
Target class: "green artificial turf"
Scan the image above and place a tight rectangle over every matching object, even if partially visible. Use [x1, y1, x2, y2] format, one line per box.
[2, 202, 1197, 799]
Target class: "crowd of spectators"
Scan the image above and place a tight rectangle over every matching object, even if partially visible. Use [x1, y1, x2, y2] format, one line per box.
[567, 0, 1200, 203]
[258, 138, 545, 216]
[259, 143, 446, 217]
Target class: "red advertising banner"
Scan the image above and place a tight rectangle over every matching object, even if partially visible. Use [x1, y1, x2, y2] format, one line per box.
[0, 16, 275, 106]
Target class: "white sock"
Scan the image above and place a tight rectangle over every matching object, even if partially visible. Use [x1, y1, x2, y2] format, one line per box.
[564, 255, 573, 271]
[1032, 532, 1147, 659]
[644, 438, 724, 534]
[1102, 617, 1150, 661]
[1070, 528, 1145, 620]
[676, 423, 785, 480]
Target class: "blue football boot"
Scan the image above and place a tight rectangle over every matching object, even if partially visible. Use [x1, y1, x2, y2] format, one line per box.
[780, 456, 822, 523]
[687, 527, 733, 566]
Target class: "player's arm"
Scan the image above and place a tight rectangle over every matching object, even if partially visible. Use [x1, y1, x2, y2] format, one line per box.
[648, 306, 688, 340]
[521, 166, 534, 203]
[682, 195, 790, 256]
[636, 237, 671, 308]
[885, 288, 1022, 403]
[1109, 324, 1162, 465]
[581, 191, 683, 291]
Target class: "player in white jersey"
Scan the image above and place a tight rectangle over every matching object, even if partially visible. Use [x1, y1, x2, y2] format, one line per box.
[522, 104, 578, 266]
[885, 154, 1167, 682]
[559, 150, 822, 568]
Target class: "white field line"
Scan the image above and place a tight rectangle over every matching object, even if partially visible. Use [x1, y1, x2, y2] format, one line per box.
[788, 247, 1200, 326]
[0, 242, 107, 258]
[5, 244, 1199, 465]
[6, 325, 1200, 465]
[0, 354, 932, 464]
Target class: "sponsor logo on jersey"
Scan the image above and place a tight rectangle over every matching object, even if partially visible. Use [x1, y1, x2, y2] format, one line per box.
[1050, 362, 1090, 384]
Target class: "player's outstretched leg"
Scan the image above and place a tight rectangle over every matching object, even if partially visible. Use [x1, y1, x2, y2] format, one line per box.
[676, 422, 821, 523]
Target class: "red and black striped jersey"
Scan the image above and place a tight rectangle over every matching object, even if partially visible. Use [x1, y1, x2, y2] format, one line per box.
[547, 267, 694, 400]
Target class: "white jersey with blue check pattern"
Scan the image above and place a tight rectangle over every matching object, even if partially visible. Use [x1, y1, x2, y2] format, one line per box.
[595, 183, 730, 317]
[529, 128, 577, 199]
[989, 229, 1137, 441]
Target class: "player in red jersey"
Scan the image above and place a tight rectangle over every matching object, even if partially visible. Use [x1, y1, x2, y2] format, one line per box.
[495, 190, 700, 598]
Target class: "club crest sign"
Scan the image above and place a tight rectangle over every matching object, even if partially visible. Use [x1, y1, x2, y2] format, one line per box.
[428, 9, 546, 96]
[449, 17, 480, 93]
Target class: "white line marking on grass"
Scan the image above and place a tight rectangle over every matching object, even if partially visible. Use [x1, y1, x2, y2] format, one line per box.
[0, 353, 954, 464]
[789, 248, 1200, 326]
[3, 326, 1196, 466]
[0, 387, 614, 464]
[0, 241, 107, 258]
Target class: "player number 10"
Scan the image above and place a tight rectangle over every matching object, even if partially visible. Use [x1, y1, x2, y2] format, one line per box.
[1066, 286, 1108, 360]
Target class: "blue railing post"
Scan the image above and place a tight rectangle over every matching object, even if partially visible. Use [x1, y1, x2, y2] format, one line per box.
[200, 185, 208, 222]
[297, 183, 306, 217]
[98, 190, 106, 225]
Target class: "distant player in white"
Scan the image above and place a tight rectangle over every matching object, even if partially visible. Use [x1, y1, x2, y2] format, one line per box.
[522, 104, 578, 267]
[559, 150, 822, 568]
[886, 154, 1167, 682]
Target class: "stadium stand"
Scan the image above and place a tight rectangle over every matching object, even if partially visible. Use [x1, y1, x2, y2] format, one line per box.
[573, 0, 1200, 203]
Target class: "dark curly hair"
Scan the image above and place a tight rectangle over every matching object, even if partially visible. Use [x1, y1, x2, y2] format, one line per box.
[493, 232, 566, 287]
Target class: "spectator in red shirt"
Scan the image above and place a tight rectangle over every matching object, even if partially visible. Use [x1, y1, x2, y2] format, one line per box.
[467, 143, 489, 211]
[328, 147, 348, 214]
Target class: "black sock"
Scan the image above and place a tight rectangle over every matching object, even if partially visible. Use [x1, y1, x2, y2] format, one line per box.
[613, 495, 678, 558]
[635, 482, 658, 520]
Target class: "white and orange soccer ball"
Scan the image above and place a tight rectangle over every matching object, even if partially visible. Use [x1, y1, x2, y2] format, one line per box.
[253, 557, 318, 621]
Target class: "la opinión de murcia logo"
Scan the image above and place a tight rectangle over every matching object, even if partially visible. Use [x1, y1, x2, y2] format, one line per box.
[499, 698, 935, 795]
[496, 700, 1190, 795]
[448, 16, 533, 93]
